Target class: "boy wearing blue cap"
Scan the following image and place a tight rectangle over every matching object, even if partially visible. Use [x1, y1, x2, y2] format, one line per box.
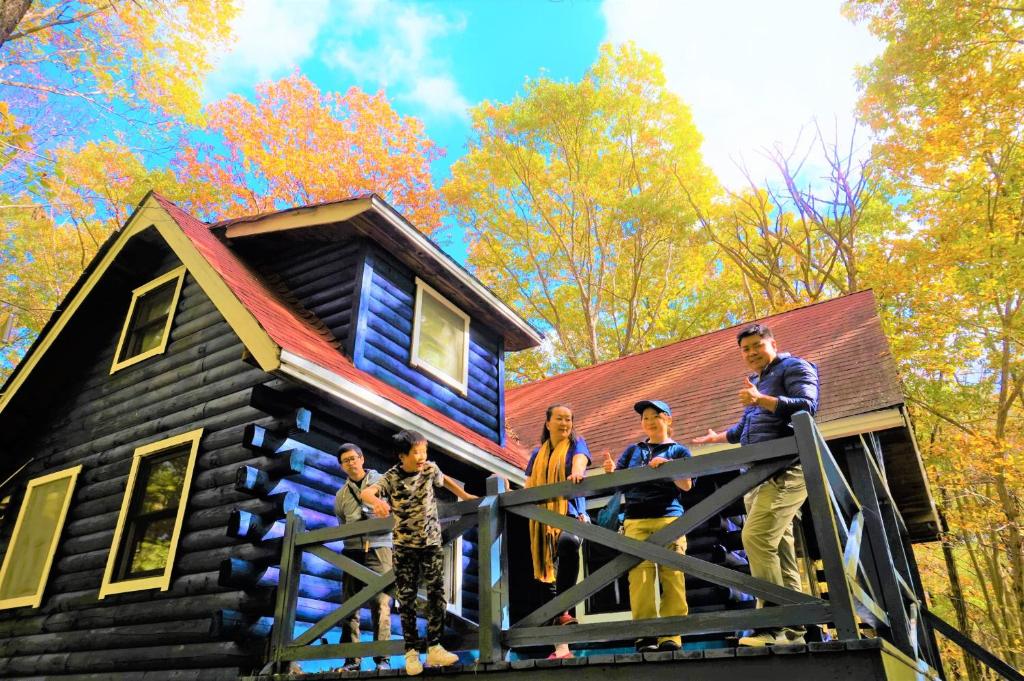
[603, 400, 692, 652]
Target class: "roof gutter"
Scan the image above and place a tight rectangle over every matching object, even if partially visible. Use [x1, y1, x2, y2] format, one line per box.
[278, 350, 526, 485]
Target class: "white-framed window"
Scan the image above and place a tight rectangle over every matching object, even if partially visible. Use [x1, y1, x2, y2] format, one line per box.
[410, 277, 470, 394]
[110, 266, 186, 373]
[0, 465, 83, 610]
[99, 428, 202, 598]
[443, 535, 464, 616]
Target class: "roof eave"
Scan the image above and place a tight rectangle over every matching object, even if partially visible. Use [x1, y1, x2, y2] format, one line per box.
[277, 350, 527, 485]
[220, 195, 542, 351]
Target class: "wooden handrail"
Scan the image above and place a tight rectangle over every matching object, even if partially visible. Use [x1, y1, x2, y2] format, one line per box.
[265, 415, 949, 676]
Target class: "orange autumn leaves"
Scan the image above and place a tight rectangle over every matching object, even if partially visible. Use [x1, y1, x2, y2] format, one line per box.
[178, 74, 446, 235]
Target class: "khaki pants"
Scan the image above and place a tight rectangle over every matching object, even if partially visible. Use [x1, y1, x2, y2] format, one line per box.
[742, 466, 807, 635]
[341, 547, 393, 663]
[623, 517, 688, 646]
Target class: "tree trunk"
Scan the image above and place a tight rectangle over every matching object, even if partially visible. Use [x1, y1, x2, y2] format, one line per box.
[937, 504, 984, 681]
[0, 0, 32, 49]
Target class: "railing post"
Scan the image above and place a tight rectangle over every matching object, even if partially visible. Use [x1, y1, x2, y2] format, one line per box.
[792, 412, 860, 640]
[270, 511, 304, 671]
[477, 475, 508, 664]
[844, 442, 915, 655]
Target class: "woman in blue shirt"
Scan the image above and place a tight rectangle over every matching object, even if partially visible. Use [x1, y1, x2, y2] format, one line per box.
[525, 404, 591, 659]
[603, 399, 692, 653]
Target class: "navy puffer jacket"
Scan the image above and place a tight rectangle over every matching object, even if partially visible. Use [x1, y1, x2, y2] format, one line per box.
[726, 353, 819, 446]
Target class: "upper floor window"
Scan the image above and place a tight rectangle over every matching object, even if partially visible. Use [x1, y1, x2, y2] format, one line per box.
[99, 428, 202, 598]
[410, 278, 470, 394]
[111, 266, 186, 373]
[0, 465, 82, 610]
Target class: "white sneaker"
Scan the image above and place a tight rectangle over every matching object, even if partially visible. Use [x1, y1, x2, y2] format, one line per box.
[738, 631, 786, 647]
[425, 643, 459, 667]
[405, 649, 423, 676]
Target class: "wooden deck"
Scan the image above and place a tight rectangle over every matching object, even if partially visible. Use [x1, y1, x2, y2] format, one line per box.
[258, 414, 1021, 681]
[242, 639, 936, 681]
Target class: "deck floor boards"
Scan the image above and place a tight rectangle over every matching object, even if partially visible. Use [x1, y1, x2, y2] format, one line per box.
[240, 638, 938, 681]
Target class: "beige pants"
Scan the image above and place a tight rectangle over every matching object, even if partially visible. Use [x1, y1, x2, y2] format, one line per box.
[623, 517, 689, 646]
[742, 466, 807, 609]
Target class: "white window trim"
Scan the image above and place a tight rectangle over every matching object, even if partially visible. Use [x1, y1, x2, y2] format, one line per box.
[0, 465, 83, 610]
[110, 265, 187, 374]
[410, 277, 470, 395]
[99, 428, 202, 598]
[445, 535, 464, 617]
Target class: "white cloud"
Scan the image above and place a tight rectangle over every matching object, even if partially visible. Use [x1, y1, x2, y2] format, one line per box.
[325, 1, 470, 121]
[601, 0, 883, 189]
[204, 0, 331, 99]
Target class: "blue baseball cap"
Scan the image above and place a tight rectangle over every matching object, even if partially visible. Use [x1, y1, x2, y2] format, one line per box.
[634, 400, 671, 416]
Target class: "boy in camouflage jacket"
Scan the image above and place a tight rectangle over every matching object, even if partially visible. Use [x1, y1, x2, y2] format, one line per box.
[361, 430, 477, 676]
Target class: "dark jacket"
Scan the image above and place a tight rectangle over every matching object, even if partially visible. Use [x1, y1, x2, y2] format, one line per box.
[726, 352, 819, 446]
[525, 435, 592, 518]
[615, 441, 691, 519]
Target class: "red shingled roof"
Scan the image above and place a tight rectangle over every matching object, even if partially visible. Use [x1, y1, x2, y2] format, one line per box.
[152, 195, 521, 467]
[505, 292, 904, 463]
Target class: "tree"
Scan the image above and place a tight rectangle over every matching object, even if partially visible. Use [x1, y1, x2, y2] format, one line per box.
[0, 141, 196, 379]
[0, 0, 238, 192]
[175, 74, 446, 235]
[445, 43, 727, 381]
[682, 123, 893, 319]
[847, 0, 1024, 673]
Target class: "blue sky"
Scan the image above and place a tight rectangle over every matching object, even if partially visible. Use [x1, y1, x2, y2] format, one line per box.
[202, 0, 882, 258]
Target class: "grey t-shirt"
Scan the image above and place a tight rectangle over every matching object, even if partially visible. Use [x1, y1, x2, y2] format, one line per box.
[333, 469, 393, 549]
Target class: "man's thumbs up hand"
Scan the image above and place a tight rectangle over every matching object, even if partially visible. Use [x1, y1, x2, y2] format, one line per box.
[739, 375, 761, 407]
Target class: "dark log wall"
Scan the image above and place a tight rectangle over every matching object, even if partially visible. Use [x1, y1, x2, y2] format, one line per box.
[0, 231, 507, 678]
[252, 237, 361, 352]
[234, 386, 488, 641]
[0, 243, 279, 680]
[353, 244, 505, 444]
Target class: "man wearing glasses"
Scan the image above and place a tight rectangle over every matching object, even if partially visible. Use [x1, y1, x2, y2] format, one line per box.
[334, 443, 395, 671]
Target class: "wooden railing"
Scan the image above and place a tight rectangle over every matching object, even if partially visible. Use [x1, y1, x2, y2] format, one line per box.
[266, 413, 1018, 680]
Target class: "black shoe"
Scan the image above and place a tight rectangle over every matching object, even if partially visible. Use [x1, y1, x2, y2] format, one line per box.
[656, 640, 681, 652]
[635, 638, 658, 653]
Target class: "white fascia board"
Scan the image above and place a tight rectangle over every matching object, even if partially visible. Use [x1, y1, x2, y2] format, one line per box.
[368, 196, 542, 346]
[691, 408, 907, 455]
[278, 350, 526, 485]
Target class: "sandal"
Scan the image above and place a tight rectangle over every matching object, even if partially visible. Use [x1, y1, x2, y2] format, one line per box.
[546, 650, 574, 660]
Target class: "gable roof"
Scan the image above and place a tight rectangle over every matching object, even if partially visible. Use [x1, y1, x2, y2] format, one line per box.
[0, 193, 528, 481]
[210, 194, 542, 351]
[506, 291, 905, 459]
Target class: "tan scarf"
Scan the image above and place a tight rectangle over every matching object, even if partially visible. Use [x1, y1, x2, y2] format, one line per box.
[527, 438, 570, 583]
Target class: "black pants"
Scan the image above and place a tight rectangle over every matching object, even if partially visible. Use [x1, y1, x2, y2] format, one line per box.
[393, 545, 446, 649]
[552, 532, 581, 613]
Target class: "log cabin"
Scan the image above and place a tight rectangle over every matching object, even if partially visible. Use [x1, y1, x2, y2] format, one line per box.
[0, 192, 541, 679]
[0, 192, 1010, 680]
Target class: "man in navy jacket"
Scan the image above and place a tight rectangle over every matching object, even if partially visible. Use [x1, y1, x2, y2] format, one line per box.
[694, 323, 819, 647]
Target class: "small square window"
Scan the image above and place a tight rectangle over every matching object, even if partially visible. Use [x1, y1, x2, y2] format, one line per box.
[99, 429, 202, 598]
[0, 466, 82, 610]
[410, 278, 470, 393]
[110, 266, 186, 373]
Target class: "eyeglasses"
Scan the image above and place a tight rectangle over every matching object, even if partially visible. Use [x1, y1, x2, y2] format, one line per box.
[340, 456, 361, 465]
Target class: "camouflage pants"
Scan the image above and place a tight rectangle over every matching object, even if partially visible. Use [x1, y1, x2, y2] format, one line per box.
[393, 545, 446, 650]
